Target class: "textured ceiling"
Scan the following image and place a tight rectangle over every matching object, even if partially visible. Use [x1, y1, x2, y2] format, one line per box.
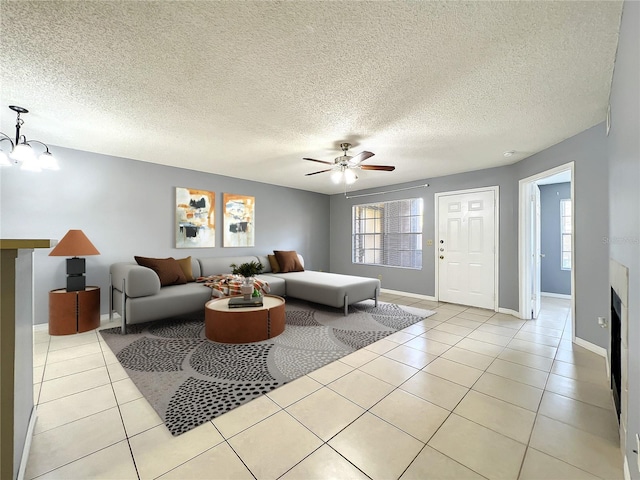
[0, 1, 623, 195]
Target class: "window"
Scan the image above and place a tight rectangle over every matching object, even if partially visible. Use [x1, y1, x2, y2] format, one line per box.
[352, 198, 423, 268]
[561, 198, 572, 270]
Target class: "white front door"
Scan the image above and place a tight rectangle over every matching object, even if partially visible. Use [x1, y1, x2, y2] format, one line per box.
[438, 189, 496, 309]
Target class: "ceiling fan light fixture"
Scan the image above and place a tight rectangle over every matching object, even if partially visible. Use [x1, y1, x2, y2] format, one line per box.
[303, 142, 394, 185]
[344, 168, 357, 185]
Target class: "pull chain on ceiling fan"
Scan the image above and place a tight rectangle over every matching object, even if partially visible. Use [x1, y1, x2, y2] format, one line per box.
[303, 143, 395, 184]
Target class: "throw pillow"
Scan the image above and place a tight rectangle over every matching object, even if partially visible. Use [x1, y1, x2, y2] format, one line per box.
[134, 256, 187, 286]
[176, 256, 195, 282]
[274, 250, 304, 273]
[267, 254, 281, 274]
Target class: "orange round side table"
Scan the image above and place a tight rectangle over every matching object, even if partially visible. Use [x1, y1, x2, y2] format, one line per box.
[204, 294, 285, 343]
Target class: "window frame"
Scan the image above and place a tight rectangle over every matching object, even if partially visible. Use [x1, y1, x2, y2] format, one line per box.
[560, 198, 572, 270]
[351, 197, 423, 269]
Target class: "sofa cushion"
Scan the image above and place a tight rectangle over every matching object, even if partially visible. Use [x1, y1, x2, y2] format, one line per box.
[274, 250, 304, 273]
[267, 254, 281, 273]
[134, 256, 187, 286]
[122, 283, 213, 325]
[176, 256, 195, 282]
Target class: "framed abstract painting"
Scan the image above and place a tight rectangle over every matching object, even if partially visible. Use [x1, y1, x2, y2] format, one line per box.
[223, 193, 255, 247]
[175, 187, 215, 248]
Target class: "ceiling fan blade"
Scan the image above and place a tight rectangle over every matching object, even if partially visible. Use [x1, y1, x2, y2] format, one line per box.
[349, 151, 375, 165]
[360, 165, 396, 171]
[305, 168, 334, 176]
[303, 157, 334, 165]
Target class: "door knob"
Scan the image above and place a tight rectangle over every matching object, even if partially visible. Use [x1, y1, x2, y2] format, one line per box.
[439, 255, 444, 259]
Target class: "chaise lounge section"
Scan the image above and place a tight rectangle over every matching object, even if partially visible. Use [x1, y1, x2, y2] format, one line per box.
[264, 270, 380, 316]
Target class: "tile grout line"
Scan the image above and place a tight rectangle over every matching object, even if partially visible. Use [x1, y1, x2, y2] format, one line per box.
[99, 337, 142, 480]
[515, 305, 573, 479]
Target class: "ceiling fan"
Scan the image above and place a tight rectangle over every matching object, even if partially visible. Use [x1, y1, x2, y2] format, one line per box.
[304, 143, 396, 184]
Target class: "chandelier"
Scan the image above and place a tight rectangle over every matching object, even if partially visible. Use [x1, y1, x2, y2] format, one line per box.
[0, 105, 59, 171]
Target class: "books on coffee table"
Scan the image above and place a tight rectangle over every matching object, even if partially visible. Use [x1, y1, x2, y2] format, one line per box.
[228, 296, 264, 308]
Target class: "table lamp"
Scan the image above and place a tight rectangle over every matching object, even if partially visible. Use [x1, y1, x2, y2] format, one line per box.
[49, 230, 100, 291]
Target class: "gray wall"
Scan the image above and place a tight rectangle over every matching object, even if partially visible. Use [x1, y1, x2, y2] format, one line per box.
[0, 147, 330, 325]
[607, 1, 639, 476]
[330, 123, 609, 348]
[539, 182, 572, 295]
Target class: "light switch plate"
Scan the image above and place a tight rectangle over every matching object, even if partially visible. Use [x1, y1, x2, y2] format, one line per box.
[636, 433, 640, 471]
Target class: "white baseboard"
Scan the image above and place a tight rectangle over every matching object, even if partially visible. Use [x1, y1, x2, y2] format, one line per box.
[17, 406, 37, 480]
[541, 292, 572, 299]
[624, 454, 630, 480]
[33, 323, 47, 332]
[380, 288, 437, 302]
[497, 307, 522, 318]
[574, 336, 607, 358]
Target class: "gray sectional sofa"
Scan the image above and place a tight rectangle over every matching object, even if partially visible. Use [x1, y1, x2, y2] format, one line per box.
[110, 254, 380, 333]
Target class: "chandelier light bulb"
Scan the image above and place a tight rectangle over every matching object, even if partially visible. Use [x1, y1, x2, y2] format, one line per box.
[39, 151, 59, 170]
[330, 170, 343, 184]
[10, 142, 34, 163]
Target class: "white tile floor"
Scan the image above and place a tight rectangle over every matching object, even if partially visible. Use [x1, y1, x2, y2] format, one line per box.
[27, 295, 623, 480]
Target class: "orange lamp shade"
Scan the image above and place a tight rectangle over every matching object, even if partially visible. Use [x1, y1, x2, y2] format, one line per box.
[49, 230, 100, 257]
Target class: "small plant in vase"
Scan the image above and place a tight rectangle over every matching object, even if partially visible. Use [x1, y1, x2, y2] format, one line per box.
[230, 261, 264, 278]
[230, 261, 264, 299]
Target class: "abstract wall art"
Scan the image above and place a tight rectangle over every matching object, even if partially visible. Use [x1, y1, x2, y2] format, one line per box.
[175, 187, 215, 248]
[223, 193, 255, 247]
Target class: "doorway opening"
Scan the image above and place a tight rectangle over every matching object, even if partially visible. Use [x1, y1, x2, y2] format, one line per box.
[519, 163, 575, 332]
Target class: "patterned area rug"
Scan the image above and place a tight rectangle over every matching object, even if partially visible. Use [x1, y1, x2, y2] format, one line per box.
[100, 298, 435, 436]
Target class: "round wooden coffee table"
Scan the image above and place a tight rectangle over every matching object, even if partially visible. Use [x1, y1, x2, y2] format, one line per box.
[204, 295, 286, 343]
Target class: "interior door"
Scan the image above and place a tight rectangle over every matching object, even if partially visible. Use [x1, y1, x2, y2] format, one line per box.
[532, 185, 542, 318]
[438, 189, 496, 309]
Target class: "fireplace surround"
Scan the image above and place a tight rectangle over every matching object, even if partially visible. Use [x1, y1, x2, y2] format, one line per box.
[610, 258, 629, 453]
